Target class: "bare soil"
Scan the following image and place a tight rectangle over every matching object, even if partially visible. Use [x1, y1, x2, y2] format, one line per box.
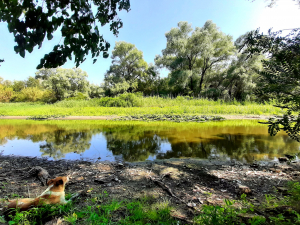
[0, 154, 300, 223]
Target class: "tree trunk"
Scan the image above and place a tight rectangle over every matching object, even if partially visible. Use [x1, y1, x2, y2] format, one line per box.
[199, 70, 206, 94]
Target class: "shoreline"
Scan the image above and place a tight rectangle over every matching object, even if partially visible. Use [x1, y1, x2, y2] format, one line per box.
[0, 115, 271, 120]
[0, 154, 299, 223]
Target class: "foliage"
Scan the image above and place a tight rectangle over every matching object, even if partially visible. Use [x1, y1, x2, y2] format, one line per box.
[104, 41, 149, 95]
[36, 67, 90, 101]
[12, 87, 56, 103]
[89, 84, 104, 98]
[0, 97, 284, 116]
[6, 193, 177, 225]
[0, 84, 14, 102]
[206, 33, 264, 101]
[243, 28, 300, 141]
[0, 0, 130, 68]
[155, 20, 236, 96]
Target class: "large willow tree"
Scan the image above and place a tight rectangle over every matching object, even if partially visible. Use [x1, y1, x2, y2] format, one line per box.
[155, 20, 235, 96]
[104, 41, 148, 95]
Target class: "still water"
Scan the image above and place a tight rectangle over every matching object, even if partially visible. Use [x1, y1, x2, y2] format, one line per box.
[0, 120, 299, 163]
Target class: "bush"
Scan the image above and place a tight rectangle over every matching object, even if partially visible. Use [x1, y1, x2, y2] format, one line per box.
[65, 92, 89, 101]
[0, 85, 14, 102]
[12, 88, 57, 103]
[41, 90, 57, 103]
[93, 92, 143, 107]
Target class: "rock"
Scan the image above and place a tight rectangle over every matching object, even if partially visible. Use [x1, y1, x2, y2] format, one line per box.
[94, 179, 106, 184]
[28, 166, 50, 186]
[278, 157, 288, 162]
[237, 184, 251, 195]
[285, 154, 295, 160]
[277, 187, 289, 195]
[187, 203, 196, 207]
[238, 213, 265, 222]
[270, 168, 281, 173]
[45, 218, 67, 225]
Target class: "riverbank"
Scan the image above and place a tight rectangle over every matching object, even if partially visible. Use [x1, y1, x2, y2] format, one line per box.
[0, 115, 271, 120]
[1, 155, 300, 224]
[0, 100, 285, 117]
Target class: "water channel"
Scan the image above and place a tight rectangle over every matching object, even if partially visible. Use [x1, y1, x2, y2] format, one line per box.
[0, 120, 299, 163]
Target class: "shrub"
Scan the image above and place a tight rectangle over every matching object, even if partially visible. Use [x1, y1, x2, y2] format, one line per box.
[41, 90, 57, 103]
[65, 92, 89, 101]
[0, 85, 14, 102]
[19, 87, 44, 102]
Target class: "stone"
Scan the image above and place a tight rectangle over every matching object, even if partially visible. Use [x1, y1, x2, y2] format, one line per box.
[238, 213, 265, 222]
[270, 168, 281, 173]
[277, 187, 289, 195]
[238, 184, 251, 194]
[187, 202, 196, 207]
[278, 157, 288, 162]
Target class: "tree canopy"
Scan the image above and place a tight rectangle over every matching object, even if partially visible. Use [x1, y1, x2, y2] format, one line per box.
[104, 41, 149, 95]
[0, 0, 130, 68]
[35, 67, 90, 100]
[243, 28, 300, 141]
[155, 20, 236, 96]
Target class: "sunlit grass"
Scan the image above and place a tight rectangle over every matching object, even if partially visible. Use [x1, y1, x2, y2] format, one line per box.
[0, 98, 284, 116]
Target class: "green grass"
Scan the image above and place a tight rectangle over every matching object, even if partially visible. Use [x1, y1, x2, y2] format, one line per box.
[4, 182, 300, 224]
[0, 97, 285, 116]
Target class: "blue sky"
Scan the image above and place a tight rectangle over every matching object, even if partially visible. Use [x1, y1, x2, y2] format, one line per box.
[0, 0, 299, 84]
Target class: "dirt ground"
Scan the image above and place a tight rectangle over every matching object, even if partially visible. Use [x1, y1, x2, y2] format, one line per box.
[0, 154, 300, 224]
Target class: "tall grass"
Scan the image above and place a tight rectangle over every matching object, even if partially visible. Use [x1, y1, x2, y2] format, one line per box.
[0, 95, 285, 116]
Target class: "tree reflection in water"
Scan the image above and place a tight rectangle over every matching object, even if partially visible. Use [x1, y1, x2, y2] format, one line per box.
[39, 130, 93, 159]
[0, 120, 299, 162]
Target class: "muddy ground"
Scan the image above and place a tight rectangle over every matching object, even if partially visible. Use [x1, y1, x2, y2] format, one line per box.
[0, 155, 300, 224]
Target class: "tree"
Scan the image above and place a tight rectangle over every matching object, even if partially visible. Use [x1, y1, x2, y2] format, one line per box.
[210, 33, 263, 101]
[0, 0, 130, 69]
[243, 28, 300, 141]
[104, 41, 148, 95]
[35, 67, 90, 100]
[155, 21, 235, 96]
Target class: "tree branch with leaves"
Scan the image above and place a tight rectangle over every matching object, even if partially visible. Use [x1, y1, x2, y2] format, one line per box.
[0, 0, 130, 69]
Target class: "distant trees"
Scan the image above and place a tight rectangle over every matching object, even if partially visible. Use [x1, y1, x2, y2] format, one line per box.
[155, 20, 236, 96]
[0, 0, 130, 69]
[36, 67, 90, 101]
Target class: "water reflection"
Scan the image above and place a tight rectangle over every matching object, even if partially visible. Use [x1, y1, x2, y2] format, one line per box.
[0, 120, 299, 162]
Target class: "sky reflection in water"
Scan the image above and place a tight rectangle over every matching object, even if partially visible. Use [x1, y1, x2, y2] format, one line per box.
[0, 120, 299, 163]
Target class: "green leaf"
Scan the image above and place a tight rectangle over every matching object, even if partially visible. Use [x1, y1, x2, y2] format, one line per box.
[47, 33, 54, 40]
[20, 50, 25, 58]
[103, 52, 109, 58]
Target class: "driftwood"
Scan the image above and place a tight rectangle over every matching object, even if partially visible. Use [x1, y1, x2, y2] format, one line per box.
[148, 176, 185, 203]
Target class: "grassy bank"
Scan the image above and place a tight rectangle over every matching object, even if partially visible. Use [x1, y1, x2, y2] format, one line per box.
[3, 182, 300, 224]
[0, 97, 285, 116]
